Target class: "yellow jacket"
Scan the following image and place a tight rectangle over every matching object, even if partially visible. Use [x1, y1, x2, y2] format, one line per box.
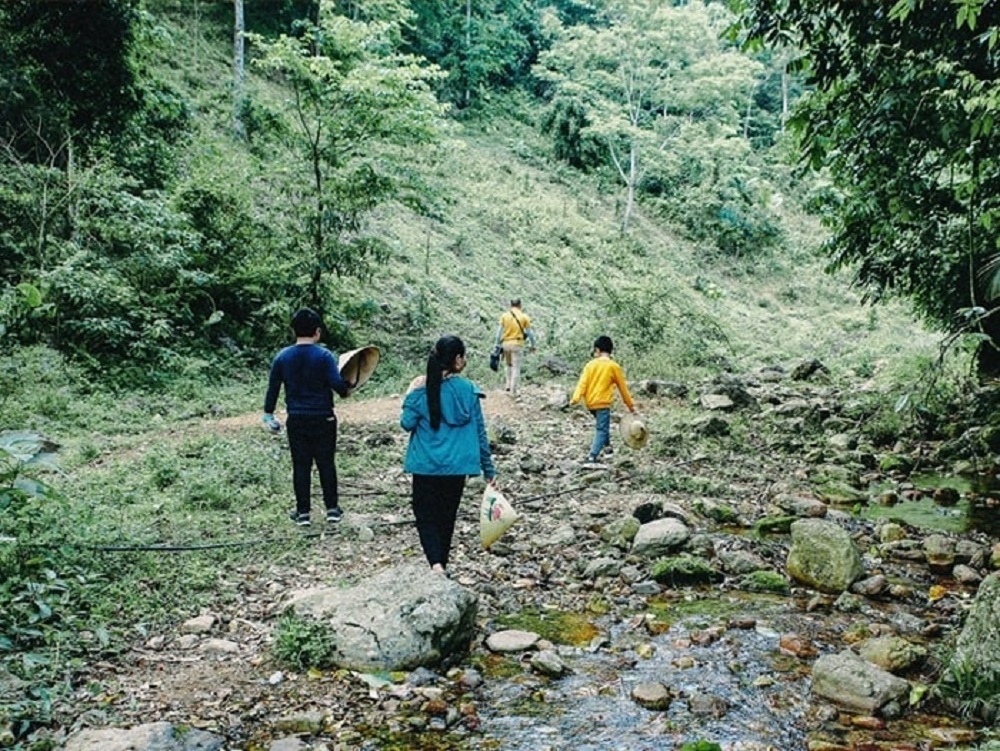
[495, 308, 536, 346]
[570, 355, 635, 411]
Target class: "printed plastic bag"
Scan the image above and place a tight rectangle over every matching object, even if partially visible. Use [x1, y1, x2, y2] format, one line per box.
[480, 485, 519, 549]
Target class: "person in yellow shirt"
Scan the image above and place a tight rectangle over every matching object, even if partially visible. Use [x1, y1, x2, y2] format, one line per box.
[570, 335, 636, 463]
[492, 298, 537, 395]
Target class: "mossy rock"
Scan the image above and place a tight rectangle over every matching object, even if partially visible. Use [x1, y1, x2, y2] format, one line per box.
[878, 454, 914, 474]
[650, 555, 722, 586]
[738, 570, 790, 595]
[753, 515, 796, 535]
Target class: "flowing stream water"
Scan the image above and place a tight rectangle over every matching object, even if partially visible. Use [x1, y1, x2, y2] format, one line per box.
[471, 593, 819, 751]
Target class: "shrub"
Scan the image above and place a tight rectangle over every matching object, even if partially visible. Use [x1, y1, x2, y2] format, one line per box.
[272, 612, 339, 670]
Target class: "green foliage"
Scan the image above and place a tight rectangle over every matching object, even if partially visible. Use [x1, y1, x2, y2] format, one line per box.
[679, 742, 723, 751]
[0, 0, 142, 159]
[249, 7, 447, 307]
[403, 0, 543, 109]
[272, 612, 340, 670]
[935, 658, 1000, 723]
[738, 0, 1000, 374]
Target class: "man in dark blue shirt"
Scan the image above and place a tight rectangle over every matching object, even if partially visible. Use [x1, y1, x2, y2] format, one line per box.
[263, 308, 353, 526]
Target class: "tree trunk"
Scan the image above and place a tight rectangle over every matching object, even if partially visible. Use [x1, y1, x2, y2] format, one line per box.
[622, 144, 637, 232]
[233, 0, 246, 140]
[464, 0, 472, 107]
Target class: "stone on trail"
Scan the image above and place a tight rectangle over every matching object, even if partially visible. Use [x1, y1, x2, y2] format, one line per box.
[284, 563, 478, 672]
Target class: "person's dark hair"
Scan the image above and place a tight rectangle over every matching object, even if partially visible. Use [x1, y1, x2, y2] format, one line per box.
[510, 298, 521, 307]
[291, 308, 322, 337]
[594, 335, 614, 354]
[426, 335, 465, 430]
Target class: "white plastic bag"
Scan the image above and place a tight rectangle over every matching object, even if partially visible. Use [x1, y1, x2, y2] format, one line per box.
[480, 485, 519, 549]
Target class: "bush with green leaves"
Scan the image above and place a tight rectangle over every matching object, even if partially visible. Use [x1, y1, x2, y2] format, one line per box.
[272, 612, 340, 671]
[934, 658, 1000, 724]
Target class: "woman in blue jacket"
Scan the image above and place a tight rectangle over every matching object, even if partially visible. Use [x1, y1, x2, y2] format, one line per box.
[401, 335, 496, 575]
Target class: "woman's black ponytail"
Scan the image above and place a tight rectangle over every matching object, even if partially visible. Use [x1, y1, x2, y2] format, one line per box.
[426, 335, 465, 430]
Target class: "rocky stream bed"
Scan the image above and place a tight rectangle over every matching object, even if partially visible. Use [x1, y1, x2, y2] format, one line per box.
[25, 362, 1000, 751]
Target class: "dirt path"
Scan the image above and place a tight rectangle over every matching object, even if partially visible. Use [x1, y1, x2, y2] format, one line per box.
[214, 386, 533, 432]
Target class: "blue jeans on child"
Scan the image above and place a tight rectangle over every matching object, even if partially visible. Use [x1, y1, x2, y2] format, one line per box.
[589, 408, 611, 460]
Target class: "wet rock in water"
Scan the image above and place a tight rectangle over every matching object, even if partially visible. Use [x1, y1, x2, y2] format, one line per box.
[631, 681, 672, 710]
[810, 650, 910, 714]
[530, 650, 569, 676]
[786, 518, 864, 594]
[687, 691, 728, 717]
[485, 629, 540, 653]
[717, 546, 770, 576]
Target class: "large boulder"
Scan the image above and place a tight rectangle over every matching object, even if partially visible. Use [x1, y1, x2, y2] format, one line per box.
[949, 572, 1000, 680]
[65, 722, 222, 751]
[284, 563, 478, 671]
[786, 518, 864, 593]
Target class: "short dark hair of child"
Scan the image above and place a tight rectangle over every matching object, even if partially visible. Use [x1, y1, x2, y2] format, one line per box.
[291, 308, 322, 337]
[594, 335, 614, 353]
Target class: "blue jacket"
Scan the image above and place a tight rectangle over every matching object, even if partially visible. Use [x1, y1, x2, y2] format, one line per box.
[401, 377, 496, 479]
[264, 343, 350, 416]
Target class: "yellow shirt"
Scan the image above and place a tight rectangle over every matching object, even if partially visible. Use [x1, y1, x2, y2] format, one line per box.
[570, 355, 635, 411]
[498, 308, 533, 345]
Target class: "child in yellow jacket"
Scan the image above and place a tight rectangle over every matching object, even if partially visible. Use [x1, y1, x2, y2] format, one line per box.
[570, 335, 636, 463]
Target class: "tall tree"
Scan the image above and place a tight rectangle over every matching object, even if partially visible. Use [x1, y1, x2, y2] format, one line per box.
[402, 0, 542, 108]
[736, 0, 1000, 373]
[536, 0, 761, 232]
[251, 5, 446, 307]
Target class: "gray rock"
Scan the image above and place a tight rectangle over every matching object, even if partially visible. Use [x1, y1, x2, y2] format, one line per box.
[486, 629, 540, 653]
[65, 722, 223, 751]
[858, 635, 927, 673]
[631, 518, 691, 558]
[631, 681, 672, 710]
[284, 563, 478, 671]
[530, 649, 569, 676]
[180, 615, 215, 634]
[786, 518, 864, 593]
[811, 650, 910, 714]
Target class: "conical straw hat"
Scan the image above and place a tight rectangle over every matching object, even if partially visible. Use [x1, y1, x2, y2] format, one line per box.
[480, 485, 519, 549]
[619, 413, 649, 449]
[338, 346, 380, 389]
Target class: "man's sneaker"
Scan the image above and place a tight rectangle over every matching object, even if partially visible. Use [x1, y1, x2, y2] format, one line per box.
[326, 506, 344, 523]
[289, 510, 311, 527]
[604, 446, 614, 457]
